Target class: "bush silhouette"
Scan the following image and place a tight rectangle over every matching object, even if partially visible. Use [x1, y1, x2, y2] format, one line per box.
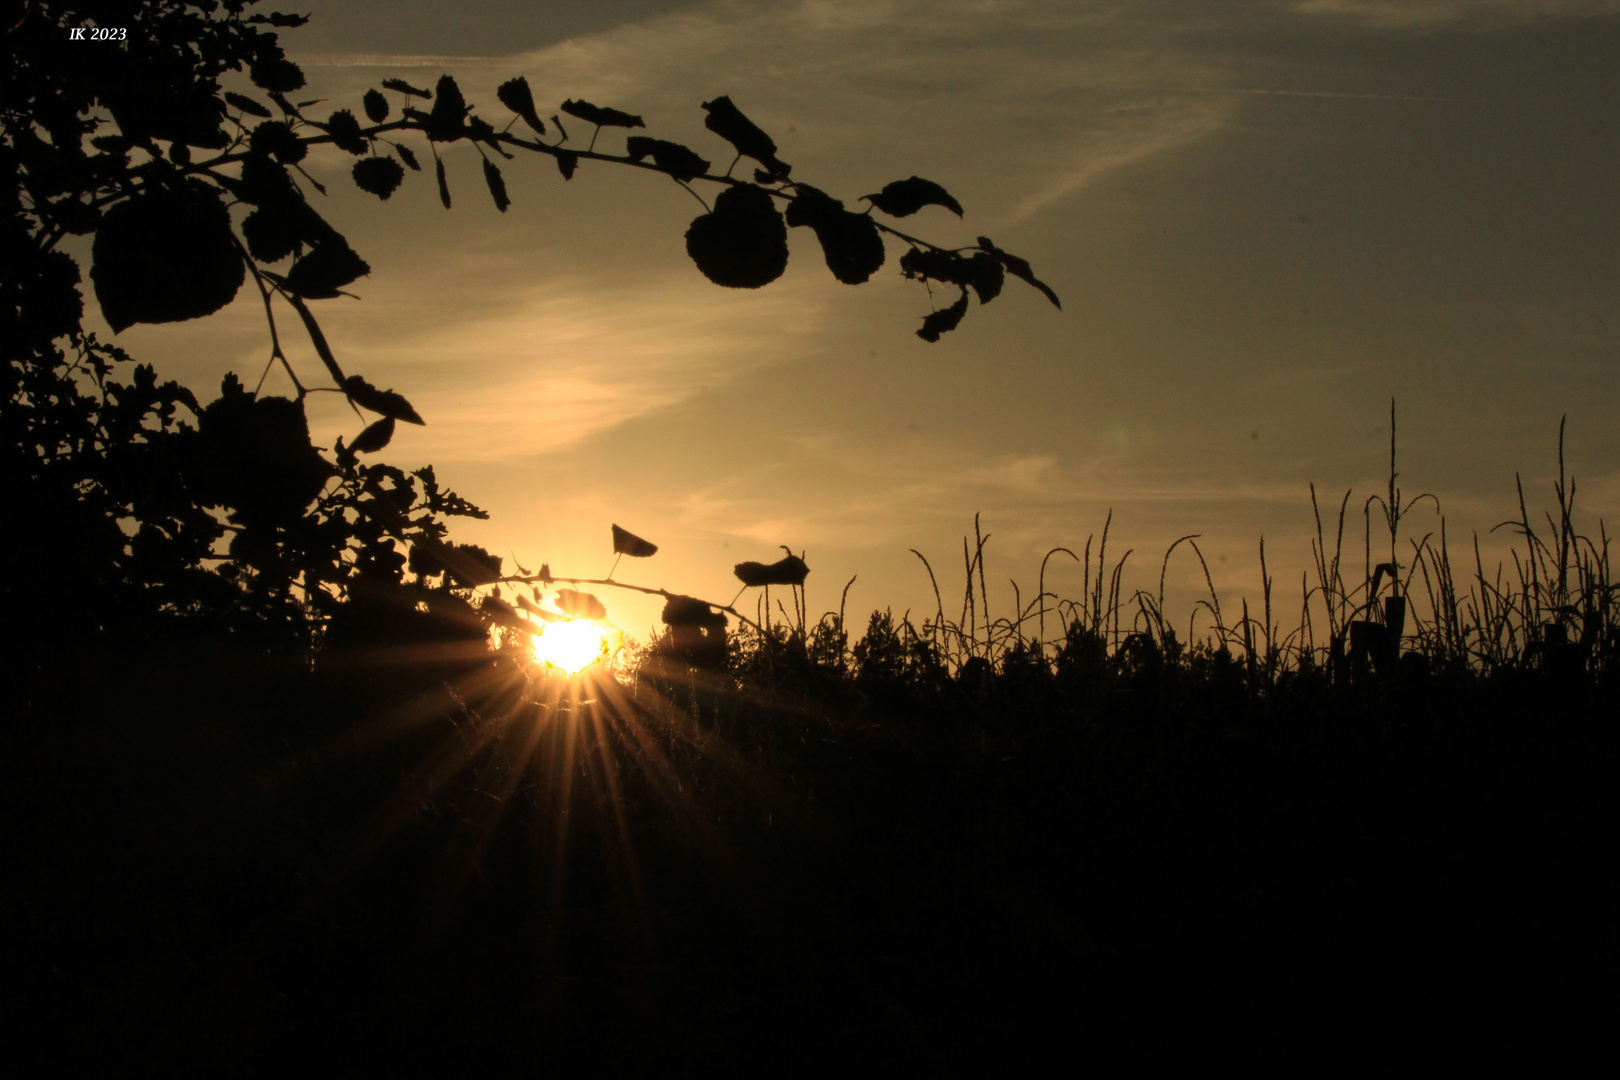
[4, 0, 1057, 658]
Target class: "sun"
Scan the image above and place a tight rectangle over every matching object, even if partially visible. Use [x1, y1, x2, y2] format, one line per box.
[530, 619, 619, 674]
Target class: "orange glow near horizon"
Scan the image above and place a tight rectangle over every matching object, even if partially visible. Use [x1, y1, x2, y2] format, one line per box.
[530, 619, 620, 674]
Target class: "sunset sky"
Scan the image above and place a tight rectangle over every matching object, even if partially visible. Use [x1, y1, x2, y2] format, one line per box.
[80, 0, 1620, 640]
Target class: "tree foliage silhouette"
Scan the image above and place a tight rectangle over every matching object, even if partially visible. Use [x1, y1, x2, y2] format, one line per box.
[2, 0, 1058, 657]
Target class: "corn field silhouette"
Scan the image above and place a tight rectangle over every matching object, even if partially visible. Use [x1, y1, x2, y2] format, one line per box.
[694, 404, 1616, 702]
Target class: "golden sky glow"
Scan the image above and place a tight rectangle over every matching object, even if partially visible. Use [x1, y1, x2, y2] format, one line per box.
[78, 0, 1620, 638]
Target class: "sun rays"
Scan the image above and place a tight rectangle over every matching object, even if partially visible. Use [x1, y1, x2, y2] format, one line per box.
[320, 613, 789, 970]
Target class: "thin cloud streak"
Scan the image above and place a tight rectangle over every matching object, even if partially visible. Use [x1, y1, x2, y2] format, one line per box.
[480, 0, 1248, 221]
[309, 275, 823, 461]
[1006, 100, 1233, 223]
[1106, 84, 1474, 102]
[669, 427, 1321, 553]
[301, 54, 512, 67]
[281, 0, 1256, 464]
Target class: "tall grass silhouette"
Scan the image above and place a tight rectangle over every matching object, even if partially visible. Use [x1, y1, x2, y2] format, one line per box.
[707, 405, 1616, 702]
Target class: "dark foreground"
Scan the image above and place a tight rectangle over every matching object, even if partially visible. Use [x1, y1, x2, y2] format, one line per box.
[8, 638, 1614, 1075]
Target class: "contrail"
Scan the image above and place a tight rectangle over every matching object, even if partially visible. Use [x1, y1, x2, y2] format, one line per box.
[300, 54, 511, 68]
[1109, 84, 1471, 103]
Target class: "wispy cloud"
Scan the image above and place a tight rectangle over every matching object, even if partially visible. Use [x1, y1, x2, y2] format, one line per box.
[666, 424, 1315, 554]
[309, 273, 823, 461]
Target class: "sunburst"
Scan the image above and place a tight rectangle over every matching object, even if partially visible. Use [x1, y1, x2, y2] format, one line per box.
[530, 618, 621, 674]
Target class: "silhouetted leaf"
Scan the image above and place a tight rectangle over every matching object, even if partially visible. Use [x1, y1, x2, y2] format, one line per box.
[426, 75, 467, 141]
[352, 156, 404, 200]
[99, 64, 230, 148]
[382, 78, 433, 98]
[47, 197, 101, 236]
[968, 250, 1003, 304]
[235, 154, 290, 206]
[435, 155, 451, 208]
[863, 176, 963, 218]
[899, 246, 977, 287]
[270, 290, 346, 385]
[266, 91, 301, 118]
[916, 289, 969, 343]
[555, 589, 608, 620]
[351, 415, 396, 453]
[394, 143, 420, 171]
[785, 185, 885, 285]
[515, 593, 549, 618]
[325, 109, 366, 155]
[412, 541, 503, 588]
[612, 524, 658, 558]
[781, 186, 840, 228]
[91, 134, 133, 154]
[284, 240, 370, 298]
[685, 183, 788, 289]
[362, 89, 389, 123]
[225, 92, 272, 118]
[19, 250, 84, 346]
[229, 161, 338, 259]
[197, 378, 332, 529]
[481, 595, 526, 628]
[625, 136, 710, 182]
[247, 12, 310, 27]
[496, 77, 546, 135]
[734, 554, 809, 587]
[241, 207, 300, 263]
[250, 56, 305, 94]
[249, 120, 305, 164]
[560, 99, 645, 129]
[408, 540, 504, 587]
[482, 157, 510, 212]
[555, 150, 579, 180]
[701, 96, 790, 177]
[404, 467, 482, 523]
[407, 542, 441, 577]
[343, 376, 424, 424]
[467, 116, 505, 150]
[977, 236, 1061, 309]
[663, 595, 727, 627]
[91, 181, 245, 333]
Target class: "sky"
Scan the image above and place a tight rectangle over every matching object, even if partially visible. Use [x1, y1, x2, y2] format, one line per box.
[83, 0, 1620, 642]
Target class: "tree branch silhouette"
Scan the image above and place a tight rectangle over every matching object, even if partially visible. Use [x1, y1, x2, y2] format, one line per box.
[2, 0, 1058, 654]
